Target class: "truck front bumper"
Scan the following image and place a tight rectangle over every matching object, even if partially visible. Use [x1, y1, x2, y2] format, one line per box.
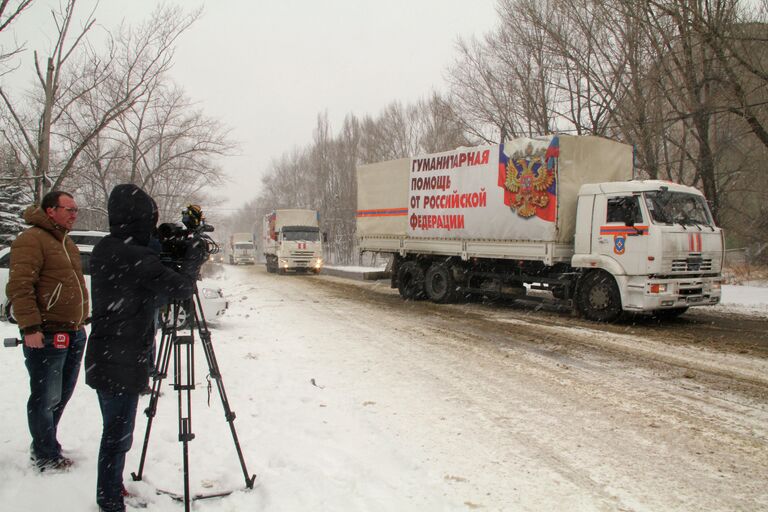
[621, 275, 722, 311]
[278, 257, 323, 271]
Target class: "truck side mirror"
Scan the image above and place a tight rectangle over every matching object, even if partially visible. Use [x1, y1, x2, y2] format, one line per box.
[322, 232, 328, 243]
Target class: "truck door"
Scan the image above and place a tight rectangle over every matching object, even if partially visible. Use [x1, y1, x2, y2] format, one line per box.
[593, 194, 649, 276]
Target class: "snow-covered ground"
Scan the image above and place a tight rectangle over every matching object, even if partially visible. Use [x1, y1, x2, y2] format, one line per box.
[714, 280, 768, 315]
[0, 267, 765, 511]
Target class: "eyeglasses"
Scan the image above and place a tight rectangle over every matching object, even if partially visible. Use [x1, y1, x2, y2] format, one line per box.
[54, 206, 79, 214]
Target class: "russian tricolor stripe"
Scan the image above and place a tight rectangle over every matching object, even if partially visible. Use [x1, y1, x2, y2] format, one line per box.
[356, 208, 408, 218]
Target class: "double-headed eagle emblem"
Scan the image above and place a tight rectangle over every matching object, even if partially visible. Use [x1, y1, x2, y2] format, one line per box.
[504, 146, 555, 218]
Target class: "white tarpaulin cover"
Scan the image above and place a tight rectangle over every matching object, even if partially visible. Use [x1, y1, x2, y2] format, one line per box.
[357, 135, 633, 244]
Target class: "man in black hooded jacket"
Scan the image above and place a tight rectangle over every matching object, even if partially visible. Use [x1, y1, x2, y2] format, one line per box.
[85, 184, 205, 512]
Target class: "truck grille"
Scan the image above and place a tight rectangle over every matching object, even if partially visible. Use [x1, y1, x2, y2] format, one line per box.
[670, 258, 712, 272]
[290, 250, 316, 262]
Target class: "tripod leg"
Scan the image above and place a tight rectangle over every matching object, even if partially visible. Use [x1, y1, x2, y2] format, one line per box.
[132, 307, 176, 482]
[193, 292, 257, 488]
[175, 299, 196, 512]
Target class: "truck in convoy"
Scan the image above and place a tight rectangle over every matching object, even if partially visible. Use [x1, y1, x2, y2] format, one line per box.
[228, 233, 256, 265]
[262, 209, 323, 274]
[356, 135, 724, 321]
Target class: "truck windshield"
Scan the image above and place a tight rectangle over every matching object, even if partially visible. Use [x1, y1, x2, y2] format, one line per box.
[235, 243, 254, 250]
[283, 231, 319, 242]
[643, 190, 714, 227]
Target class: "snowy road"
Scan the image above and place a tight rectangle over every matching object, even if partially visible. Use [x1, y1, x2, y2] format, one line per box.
[1, 263, 766, 511]
[287, 267, 768, 511]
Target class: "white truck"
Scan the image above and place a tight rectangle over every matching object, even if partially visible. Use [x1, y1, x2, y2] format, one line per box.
[357, 135, 724, 321]
[228, 233, 256, 265]
[262, 209, 323, 274]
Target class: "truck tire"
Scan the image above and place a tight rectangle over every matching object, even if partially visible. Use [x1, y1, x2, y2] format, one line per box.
[576, 270, 622, 322]
[425, 263, 458, 303]
[265, 256, 277, 273]
[397, 261, 426, 300]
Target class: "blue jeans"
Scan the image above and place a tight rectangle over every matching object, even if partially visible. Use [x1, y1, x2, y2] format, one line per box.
[96, 390, 139, 512]
[23, 328, 86, 464]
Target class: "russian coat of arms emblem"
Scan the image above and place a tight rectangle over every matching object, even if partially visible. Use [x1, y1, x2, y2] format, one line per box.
[503, 143, 555, 218]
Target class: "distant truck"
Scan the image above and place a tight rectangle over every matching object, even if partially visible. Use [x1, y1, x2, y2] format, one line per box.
[228, 233, 256, 265]
[356, 135, 724, 321]
[262, 209, 323, 274]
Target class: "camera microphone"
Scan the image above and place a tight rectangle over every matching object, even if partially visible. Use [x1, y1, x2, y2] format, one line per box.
[4, 337, 22, 348]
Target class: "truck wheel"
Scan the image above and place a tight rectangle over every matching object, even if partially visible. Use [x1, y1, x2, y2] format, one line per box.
[397, 261, 426, 300]
[425, 263, 457, 303]
[576, 270, 622, 322]
[265, 256, 277, 273]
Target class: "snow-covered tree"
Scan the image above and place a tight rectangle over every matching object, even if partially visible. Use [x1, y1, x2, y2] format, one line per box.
[0, 183, 31, 247]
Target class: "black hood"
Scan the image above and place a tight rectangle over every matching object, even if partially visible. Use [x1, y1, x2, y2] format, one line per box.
[108, 184, 158, 246]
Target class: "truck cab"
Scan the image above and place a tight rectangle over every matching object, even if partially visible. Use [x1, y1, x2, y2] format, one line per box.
[573, 180, 723, 320]
[229, 233, 256, 265]
[262, 209, 324, 274]
[273, 226, 323, 273]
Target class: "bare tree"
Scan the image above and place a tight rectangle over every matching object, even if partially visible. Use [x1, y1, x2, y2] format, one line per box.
[494, 0, 560, 135]
[249, 92, 472, 263]
[683, 0, 768, 148]
[313, 113, 360, 264]
[0, 1, 200, 202]
[414, 93, 472, 153]
[447, 34, 519, 143]
[0, 0, 33, 75]
[115, 84, 233, 215]
[68, 80, 234, 226]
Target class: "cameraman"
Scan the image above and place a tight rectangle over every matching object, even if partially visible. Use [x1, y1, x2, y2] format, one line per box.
[85, 184, 206, 512]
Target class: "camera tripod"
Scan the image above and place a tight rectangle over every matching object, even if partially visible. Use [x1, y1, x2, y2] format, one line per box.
[131, 286, 256, 511]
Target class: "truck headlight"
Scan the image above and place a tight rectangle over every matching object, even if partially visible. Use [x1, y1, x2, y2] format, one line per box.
[314, 258, 323, 269]
[649, 283, 667, 294]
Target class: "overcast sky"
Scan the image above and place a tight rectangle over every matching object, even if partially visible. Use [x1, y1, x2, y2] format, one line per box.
[6, 0, 499, 213]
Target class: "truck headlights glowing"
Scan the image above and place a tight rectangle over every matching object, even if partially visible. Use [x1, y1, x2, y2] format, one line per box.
[649, 283, 667, 294]
[313, 258, 323, 269]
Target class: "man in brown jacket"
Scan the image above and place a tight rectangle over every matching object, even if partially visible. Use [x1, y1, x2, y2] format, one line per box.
[6, 190, 89, 471]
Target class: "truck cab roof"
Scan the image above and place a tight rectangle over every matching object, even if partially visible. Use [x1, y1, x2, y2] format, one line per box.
[579, 180, 705, 197]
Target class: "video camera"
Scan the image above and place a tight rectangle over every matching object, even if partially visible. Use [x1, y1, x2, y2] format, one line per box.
[157, 205, 219, 265]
